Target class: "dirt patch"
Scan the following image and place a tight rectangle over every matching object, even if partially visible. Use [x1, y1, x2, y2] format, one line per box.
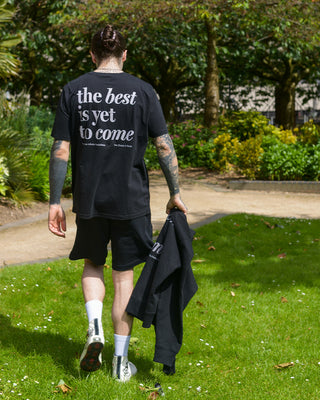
[149, 167, 243, 186]
[0, 168, 241, 227]
[0, 199, 49, 227]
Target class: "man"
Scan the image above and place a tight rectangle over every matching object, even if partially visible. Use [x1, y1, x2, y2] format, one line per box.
[48, 24, 187, 382]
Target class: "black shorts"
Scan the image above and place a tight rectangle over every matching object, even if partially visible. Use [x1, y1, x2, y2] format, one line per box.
[69, 214, 153, 271]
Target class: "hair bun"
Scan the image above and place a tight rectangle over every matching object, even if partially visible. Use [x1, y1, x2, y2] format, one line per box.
[101, 25, 117, 50]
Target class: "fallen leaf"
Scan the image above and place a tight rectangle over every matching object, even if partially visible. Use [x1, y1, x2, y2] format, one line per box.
[274, 362, 294, 369]
[56, 380, 72, 393]
[208, 246, 216, 251]
[277, 253, 286, 259]
[196, 301, 204, 307]
[104, 264, 111, 269]
[241, 305, 246, 309]
[200, 324, 207, 329]
[262, 219, 274, 229]
[231, 283, 241, 288]
[230, 291, 236, 297]
[48, 310, 54, 316]
[192, 259, 206, 263]
[148, 392, 159, 399]
[313, 238, 320, 242]
[281, 296, 288, 303]
[46, 267, 51, 271]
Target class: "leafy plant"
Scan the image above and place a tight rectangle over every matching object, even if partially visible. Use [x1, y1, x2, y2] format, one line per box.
[219, 111, 274, 141]
[211, 132, 239, 172]
[258, 142, 310, 181]
[0, 92, 55, 202]
[235, 135, 264, 180]
[297, 119, 320, 145]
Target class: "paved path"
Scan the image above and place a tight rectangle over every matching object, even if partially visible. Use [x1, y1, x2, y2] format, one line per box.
[0, 176, 319, 267]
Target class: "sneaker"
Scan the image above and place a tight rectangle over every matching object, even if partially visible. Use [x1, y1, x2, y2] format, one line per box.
[80, 318, 104, 372]
[112, 355, 137, 382]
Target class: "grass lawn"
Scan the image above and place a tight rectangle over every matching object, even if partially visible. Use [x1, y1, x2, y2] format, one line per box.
[1, 213, 320, 399]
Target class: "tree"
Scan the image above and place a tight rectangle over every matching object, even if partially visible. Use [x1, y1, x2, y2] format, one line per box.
[221, 0, 320, 129]
[124, 20, 205, 120]
[5, 0, 89, 107]
[0, 0, 20, 79]
[56, 0, 206, 121]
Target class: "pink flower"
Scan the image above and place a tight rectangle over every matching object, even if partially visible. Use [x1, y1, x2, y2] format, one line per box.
[191, 135, 196, 139]
[182, 143, 187, 147]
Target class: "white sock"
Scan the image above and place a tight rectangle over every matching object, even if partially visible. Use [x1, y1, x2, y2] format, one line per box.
[114, 334, 131, 357]
[85, 300, 103, 324]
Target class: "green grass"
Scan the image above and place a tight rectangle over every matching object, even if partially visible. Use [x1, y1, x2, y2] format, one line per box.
[1, 214, 320, 399]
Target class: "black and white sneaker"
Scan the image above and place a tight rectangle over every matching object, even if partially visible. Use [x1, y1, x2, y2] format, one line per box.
[112, 355, 137, 382]
[80, 318, 104, 372]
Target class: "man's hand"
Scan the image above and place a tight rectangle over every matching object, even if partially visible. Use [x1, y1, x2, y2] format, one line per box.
[166, 193, 188, 215]
[48, 204, 66, 237]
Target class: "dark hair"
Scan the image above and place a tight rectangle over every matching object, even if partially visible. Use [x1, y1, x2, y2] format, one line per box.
[91, 24, 126, 63]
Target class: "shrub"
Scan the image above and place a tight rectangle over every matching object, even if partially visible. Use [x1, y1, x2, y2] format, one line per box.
[235, 135, 264, 180]
[274, 128, 297, 144]
[0, 156, 9, 196]
[258, 142, 310, 181]
[211, 132, 239, 172]
[219, 111, 275, 141]
[304, 143, 320, 181]
[0, 92, 55, 202]
[29, 151, 50, 201]
[297, 119, 320, 145]
[144, 120, 216, 170]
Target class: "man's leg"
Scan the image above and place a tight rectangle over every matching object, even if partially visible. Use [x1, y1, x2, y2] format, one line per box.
[112, 269, 134, 335]
[111, 269, 137, 381]
[80, 259, 105, 371]
[82, 258, 105, 303]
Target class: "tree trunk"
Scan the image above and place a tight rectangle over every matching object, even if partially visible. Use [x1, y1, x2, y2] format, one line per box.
[204, 19, 219, 128]
[275, 81, 296, 130]
[159, 88, 176, 121]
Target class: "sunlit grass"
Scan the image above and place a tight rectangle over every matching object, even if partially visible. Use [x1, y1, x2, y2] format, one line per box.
[0, 214, 320, 399]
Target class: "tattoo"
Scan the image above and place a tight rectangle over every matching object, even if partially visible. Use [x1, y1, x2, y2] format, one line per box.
[49, 140, 68, 205]
[154, 134, 180, 196]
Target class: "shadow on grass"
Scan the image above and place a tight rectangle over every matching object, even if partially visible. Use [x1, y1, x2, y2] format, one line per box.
[194, 256, 320, 291]
[0, 314, 153, 378]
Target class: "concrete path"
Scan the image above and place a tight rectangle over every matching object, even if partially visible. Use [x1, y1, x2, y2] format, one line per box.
[0, 176, 319, 267]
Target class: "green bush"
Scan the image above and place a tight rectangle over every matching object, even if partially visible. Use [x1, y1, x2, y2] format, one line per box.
[29, 151, 50, 201]
[0, 93, 55, 202]
[144, 120, 215, 170]
[235, 135, 264, 180]
[0, 156, 9, 196]
[258, 141, 310, 180]
[297, 119, 320, 145]
[219, 111, 277, 141]
[211, 132, 239, 171]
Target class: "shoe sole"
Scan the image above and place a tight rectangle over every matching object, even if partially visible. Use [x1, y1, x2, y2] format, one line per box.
[80, 341, 104, 372]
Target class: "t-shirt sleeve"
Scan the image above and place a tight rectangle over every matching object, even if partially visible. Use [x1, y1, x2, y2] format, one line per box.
[147, 88, 168, 138]
[51, 85, 71, 141]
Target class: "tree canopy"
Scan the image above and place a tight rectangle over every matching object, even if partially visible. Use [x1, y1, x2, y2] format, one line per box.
[2, 0, 320, 129]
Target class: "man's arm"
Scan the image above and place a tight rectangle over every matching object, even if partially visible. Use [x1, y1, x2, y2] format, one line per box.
[48, 139, 70, 237]
[153, 133, 187, 214]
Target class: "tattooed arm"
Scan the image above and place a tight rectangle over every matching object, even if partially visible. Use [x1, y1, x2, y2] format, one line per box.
[48, 140, 70, 237]
[153, 133, 187, 214]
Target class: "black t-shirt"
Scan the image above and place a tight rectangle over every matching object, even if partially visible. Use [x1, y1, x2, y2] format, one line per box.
[51, 71, 168, 220]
